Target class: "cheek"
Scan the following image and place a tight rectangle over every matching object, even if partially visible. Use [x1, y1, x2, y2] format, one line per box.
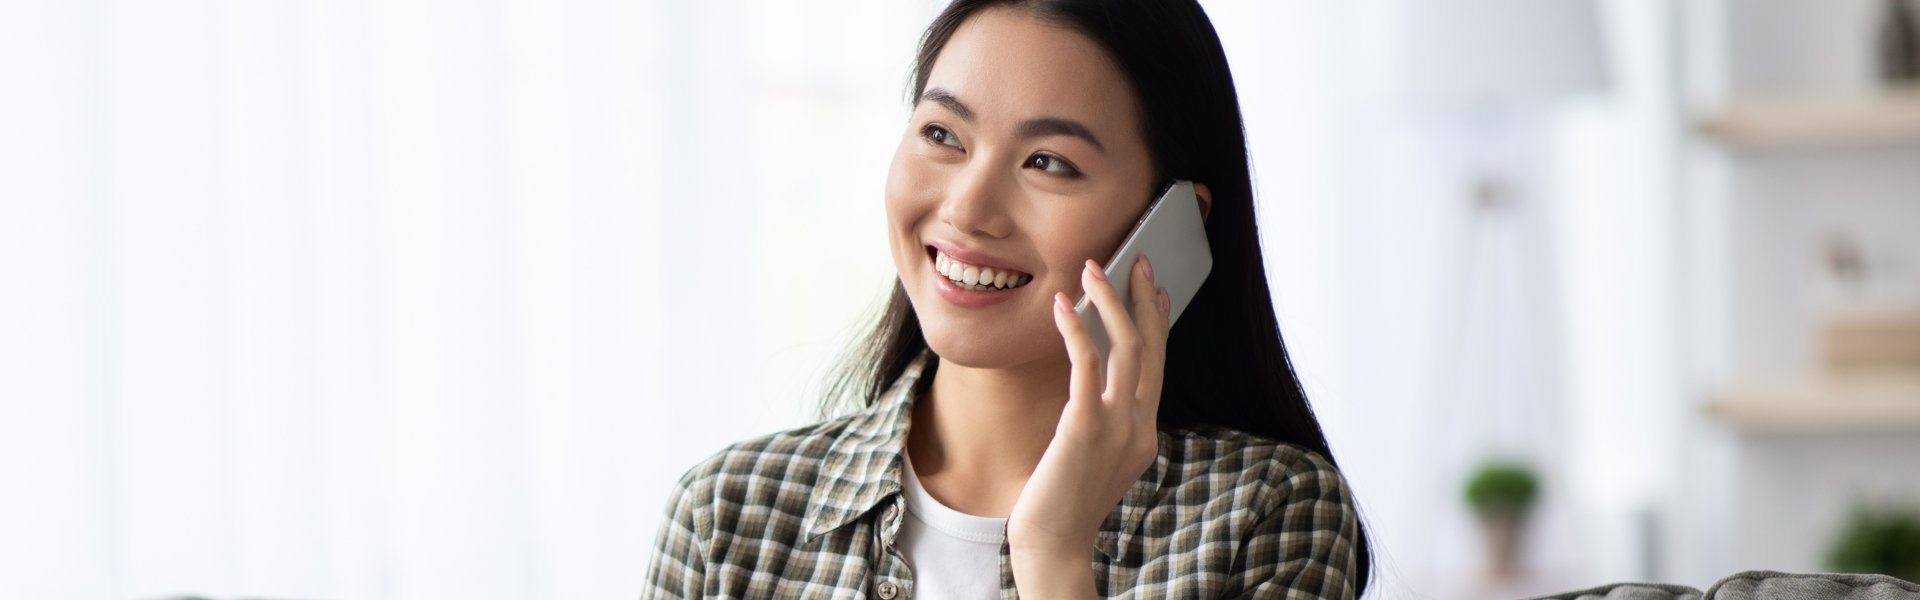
[884, 143, 946, 235]
[883, 141, 943, 280]
[1035, 204, 1133, 278]
[882, 151, 912, 223]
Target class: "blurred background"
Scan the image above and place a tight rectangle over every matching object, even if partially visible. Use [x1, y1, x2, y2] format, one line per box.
[4, 0, 1920, 598]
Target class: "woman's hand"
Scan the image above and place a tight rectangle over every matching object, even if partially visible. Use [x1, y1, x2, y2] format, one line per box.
[1008, 256, 1172, 597]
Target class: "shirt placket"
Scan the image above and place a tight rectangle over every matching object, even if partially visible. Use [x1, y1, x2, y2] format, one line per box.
[872, 494, 916, 600]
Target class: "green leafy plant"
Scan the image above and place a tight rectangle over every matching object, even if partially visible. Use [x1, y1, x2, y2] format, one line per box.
[1464, 461, 1540, 516]
[1826, 503, 1920, 582]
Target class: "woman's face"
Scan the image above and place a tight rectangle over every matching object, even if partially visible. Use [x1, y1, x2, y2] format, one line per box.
[886, 7, 1159, 370]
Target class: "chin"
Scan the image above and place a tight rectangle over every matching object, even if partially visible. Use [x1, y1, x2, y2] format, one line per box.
[915, 309, 1061, 370]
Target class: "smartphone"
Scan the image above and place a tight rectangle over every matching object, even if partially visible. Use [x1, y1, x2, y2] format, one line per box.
[1073, 179, 1213, 359]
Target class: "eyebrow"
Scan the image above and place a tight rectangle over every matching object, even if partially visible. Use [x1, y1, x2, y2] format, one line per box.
[918, 87, 1107, 154]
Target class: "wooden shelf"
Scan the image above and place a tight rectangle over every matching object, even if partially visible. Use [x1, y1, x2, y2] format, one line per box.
[1696, 89, 1920, 150]
[1707, 373, 1920, 433]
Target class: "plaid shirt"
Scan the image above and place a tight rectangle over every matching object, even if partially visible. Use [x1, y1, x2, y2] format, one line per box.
[643, 354, 1360, 599]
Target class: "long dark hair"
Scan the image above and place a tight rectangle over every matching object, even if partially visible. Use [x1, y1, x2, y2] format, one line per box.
[826, 0, 1371, 592]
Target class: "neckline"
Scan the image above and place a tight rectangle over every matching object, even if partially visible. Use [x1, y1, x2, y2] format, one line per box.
[900, 452, 1008, 544]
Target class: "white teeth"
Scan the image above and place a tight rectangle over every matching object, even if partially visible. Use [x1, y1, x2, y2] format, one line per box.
[932, 250, 1032, 291]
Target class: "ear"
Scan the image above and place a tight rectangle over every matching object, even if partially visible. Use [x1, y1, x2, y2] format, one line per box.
[1192, 182, 1214, 222]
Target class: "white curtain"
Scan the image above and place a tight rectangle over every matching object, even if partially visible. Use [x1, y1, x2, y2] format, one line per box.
[1, 0, 1649, 598]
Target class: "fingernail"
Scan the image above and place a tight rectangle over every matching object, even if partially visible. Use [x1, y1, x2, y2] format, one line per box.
[1086, 259, 1107, 281]
[1160, 288, 1171, 314]
[1055, 292, 1070, 312]
[1141, 255, 1155, 282]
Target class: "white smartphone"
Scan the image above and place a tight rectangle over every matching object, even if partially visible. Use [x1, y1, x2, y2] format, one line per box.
[1073, 179, 1213, 359]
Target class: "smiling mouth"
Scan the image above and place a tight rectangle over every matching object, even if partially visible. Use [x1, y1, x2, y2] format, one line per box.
[928, 247, 1033, 291]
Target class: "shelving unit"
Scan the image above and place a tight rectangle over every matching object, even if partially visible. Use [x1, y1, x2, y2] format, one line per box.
[1696, 88, 1920, 150]
[1673, 0, 1920, 582]
[1707, 374, 1920, 433]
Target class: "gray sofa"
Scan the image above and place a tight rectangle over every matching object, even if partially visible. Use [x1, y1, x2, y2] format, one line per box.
[1530, 571, 1920, 600]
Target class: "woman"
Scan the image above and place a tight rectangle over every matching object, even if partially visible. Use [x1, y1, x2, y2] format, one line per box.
[644, 0, 1372, 597]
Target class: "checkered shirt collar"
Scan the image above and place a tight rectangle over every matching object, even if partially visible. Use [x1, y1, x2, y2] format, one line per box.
[800, 351, 1172, 563]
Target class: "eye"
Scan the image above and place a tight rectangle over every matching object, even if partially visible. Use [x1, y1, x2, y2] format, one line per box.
[920, 124, 962, 150]
[1024, 153, 1081, 177]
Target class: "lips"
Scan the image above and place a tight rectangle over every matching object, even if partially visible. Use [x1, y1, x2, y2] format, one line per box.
[922, 242, 1034, 308]
[933, 248, 1032, 291]
[926, 241, 1030, 273]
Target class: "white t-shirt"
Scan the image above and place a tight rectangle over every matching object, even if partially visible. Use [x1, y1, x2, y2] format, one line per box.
[898, 454, 1007, 600]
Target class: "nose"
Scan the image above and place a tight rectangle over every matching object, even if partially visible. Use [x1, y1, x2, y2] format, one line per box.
[939, 163, 1015, 239]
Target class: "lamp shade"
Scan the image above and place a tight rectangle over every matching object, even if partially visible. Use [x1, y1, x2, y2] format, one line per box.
[1396, 0, 1611, 105]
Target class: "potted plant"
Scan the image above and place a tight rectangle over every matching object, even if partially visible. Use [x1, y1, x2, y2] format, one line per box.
[1825, 503, 1920, 582]
[1465, 460, 1541, 579]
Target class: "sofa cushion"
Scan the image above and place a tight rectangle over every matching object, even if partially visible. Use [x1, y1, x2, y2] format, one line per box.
[1704, 571, 1920, 600]
[1528, 582, 1705, 600]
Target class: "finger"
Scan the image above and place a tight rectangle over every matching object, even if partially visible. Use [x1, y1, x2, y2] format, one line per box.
[1051, 291, 1105, 406]
[1130, 255, 1171, 345]
[1082, 259, 1142, 404]
[1130, 257, 1170, 413]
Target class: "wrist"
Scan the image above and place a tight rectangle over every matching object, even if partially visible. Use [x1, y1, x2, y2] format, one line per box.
[1009, 539, 1094, 564]
[1006, 520, 1098, 559]
[1009, 545, 1097, 599]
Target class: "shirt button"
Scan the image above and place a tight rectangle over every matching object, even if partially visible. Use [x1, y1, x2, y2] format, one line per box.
[877, 580, 899, 599]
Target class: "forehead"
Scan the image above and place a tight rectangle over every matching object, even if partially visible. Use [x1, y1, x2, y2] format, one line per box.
[923, 7, 1141, 134]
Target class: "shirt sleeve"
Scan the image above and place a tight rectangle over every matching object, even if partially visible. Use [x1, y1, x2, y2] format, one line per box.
[642, 469, 708, 600]
[1228, 452, 1360, 600]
